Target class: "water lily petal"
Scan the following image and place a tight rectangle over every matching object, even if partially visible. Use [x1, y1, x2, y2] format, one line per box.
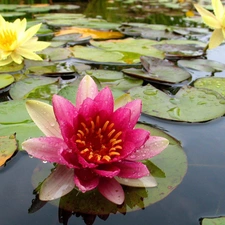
[78, 97, 99, 119]
[22, 137, 68, 164]
[20, 23, 42, 44]
[115, 161, 149, 178]
[0, 57, 13, 66]
[115, 174, 157, 187]
[126, 136, 169, 161]
[16, 47, 43, 61]
[25, 100, 61, 138]
[94, 87, 114, 115]
[212, 0, 224, 20]
[52, 95, 78, 143]
[194, 4, 220, 29]
[11, 52, 23, 64]
[94, 164, 120, 178]
[39, 165, 75, 201]
[74, 168, 99, 192]
[98, 178, 124, 205]
[76, 75, 98, 108]
[111, 107, 131, 130]
[209, 29, 224, 49]
[21, 40, 50, 51]
[124, 99, 142, 128]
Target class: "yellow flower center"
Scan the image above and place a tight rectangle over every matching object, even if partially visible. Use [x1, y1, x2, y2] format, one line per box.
[0, 27, 17, 52]
[76, 115, 123, 163]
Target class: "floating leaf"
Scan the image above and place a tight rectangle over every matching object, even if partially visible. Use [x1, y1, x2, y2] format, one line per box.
[0, 62, 24, 73]
[201, 217, 225, 225]
[0, 133, 17, 166]
[194, 77, 225, 98]
[129, 84, 225, 122]
[123, 56, 191, 84]
[9, 76, 59, 100]
[0, 74, 14, 90]
[178, 59, 225, 72]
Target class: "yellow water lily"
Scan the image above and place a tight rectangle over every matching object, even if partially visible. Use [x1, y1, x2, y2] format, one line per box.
[194, 0, 225, 49]
[0, 15, 50, 66]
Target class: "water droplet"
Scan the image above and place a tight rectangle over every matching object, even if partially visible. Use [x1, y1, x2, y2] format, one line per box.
[143, 89, 158, 96]
[197, 101, 206, 105]
[169, 98, 180, 105]
[219, 100, 225, 104]
[42, 160, 48, 163]
[29, 155, 33, 158]
[167, 107, 181, 119]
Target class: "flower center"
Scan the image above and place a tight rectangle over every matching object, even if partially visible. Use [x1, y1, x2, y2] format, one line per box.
[0, 26, 17, 52]
[75, 115, 123, 163]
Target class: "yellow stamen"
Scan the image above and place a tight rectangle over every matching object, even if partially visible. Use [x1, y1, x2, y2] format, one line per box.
[96, 115, 100, 127]
[113, 131, 122, 139]
[78, 130, 85, 137]
[81, 122, 87, 129]
[76, 140, 86, 145]
[91, 120, 95, 132]
[109, 151, 120, 156]
[108, 129, 115, 138]
[108, 123, 114, 131]
[102, 121, 109, 131]
[111, 139, 122, 146]
[102, 155, 111, 162]
[80, 148, 90, 154]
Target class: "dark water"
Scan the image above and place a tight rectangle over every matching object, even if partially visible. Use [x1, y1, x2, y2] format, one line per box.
[1, 0, 225, 225]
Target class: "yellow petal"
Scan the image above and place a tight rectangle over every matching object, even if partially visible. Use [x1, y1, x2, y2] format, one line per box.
[25, 100, 62, 138]
[19, 23, 41, 44]
[16, 47, 43, 61]
[208, 29, 224, 49]
[194, 3, 221, 29]
[21, 40, 50, 51]
[0, 57, 13, 66]
[212, 0, 224, 20]
[11, 52, 23, 64]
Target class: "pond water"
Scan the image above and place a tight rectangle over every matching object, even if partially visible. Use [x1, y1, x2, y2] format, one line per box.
[1, 0, 225, 225]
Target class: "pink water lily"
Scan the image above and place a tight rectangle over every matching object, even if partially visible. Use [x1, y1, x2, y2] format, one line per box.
[22, 75, 169, 205]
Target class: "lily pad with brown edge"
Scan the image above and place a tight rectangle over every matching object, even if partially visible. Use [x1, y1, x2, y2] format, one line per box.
[0, 74, 14, 90]
[123, 56, 191, 84]
[201, 217, 225, 225]
[9, 76, 59, 100]
[55, 27, 124, 40]
[0, 133, 17, 166]
[194, 77, 225, 98]
[30, 123, 187, 214]
[0, 123, 43, 150]
[84, 69, 143, 90]
[128, 84, 225, 122]
[178, 59, 225, 72]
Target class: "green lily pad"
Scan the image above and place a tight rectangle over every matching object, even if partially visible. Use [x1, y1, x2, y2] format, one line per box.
[0, 133, 17, 166]
[201, 217, 225, 225]
[0, 74, 14, 90]
[194, 77, 225, 97]
[40, 47, 73, 61]
[178, 59, 225, 72]
[0, 100, 32, 124]
[129, 84, 225, 122]
[0, 123, 43, 150]
[0, 62, 24, 73]
[123, 56, 191, 84]
[31, 123, 187, 214]
[9, 76, 59, 100]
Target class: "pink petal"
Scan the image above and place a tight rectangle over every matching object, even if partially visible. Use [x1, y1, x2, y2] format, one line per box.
[127, 136, 169, 161]
[115, 161, 149, 178]
[74, 168, 99, 192]
[76, 75, 98, 108]
[94, 164, 120, 178]
[124, 99, 142, 129]
[111, 107, 131, 130]
[52, 95, 78, 143]
[39, 165, 75, 201]
[115, 174, 157, 187]
[78, 98, 99, 119]
[98, 178, 124, 205]
[94, 87, 114, 115]
[22, 137, 69, 164]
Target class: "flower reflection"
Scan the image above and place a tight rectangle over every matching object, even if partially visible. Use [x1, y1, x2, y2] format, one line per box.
[22, 75, 169, 204]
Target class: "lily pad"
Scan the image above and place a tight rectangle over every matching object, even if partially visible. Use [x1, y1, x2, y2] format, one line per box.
[0, 62, 24, 73]
[194, 77, 225, 97]
[9, 76, 59, 100]
[31, 123, 187, 214]
[0, 133, 17, 166]
[201, 217, 225, 225]
[0, 74, 14, 90]
[123, 56, 191, 84]
[178, 59, 225, 72]
[129, 84, 225, 122]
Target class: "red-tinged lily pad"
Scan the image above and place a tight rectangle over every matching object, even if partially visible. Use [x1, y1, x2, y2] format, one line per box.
[31, 123, 187, 214]
[0, 74, 15, 90]
[123, 56, 191, 84]
[9, 76, 59, 100]
[194, 77, 225, 98]
[201, 217, 225, 225]
[178, 59, 225, 72]
[129, 84, 225, 122]
[0, 133, 17, 166]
